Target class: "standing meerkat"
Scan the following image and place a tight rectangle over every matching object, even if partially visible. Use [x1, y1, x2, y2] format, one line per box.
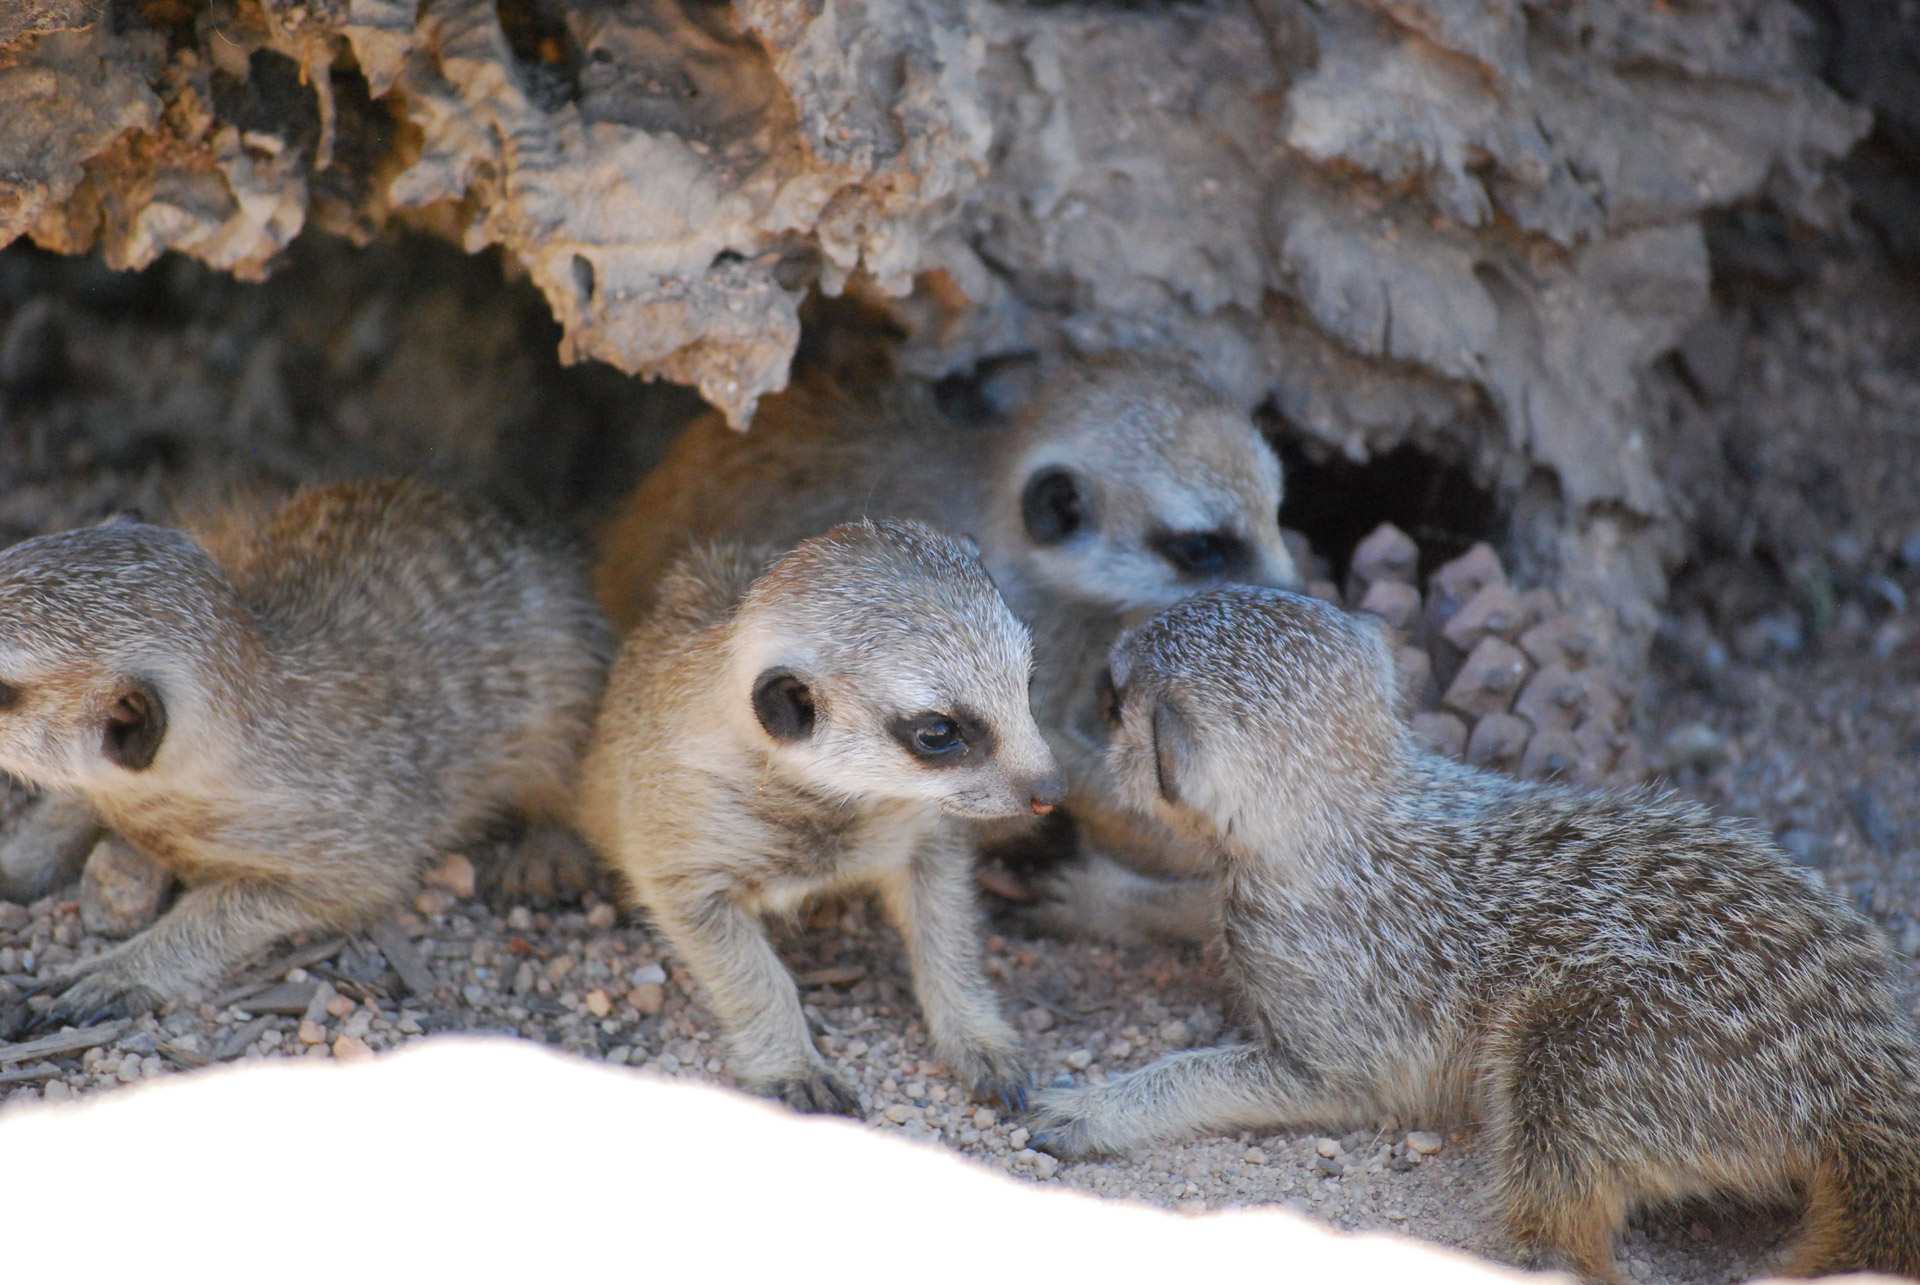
[1029, 586, 1920, 1283]
[595, 353, 1299, 919]
[0, 480, 611, 1024]
[579, 520, 1063, 1115]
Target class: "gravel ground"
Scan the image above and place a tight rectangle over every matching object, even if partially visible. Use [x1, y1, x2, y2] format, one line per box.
[4, 615, 1917, 1285]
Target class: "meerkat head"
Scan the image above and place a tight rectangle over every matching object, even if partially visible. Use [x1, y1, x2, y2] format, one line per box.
[0, 523, 245, 792]
[726, 520, 1066, 819]
[1098, 586, 1403, 857]
[987, 355, 1300, 612]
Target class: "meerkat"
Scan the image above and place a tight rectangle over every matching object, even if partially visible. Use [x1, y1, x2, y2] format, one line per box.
[0, 480, 611, 1025]
[596, 353, 1299, 926]
[579, 520, 1063, 1115]
[1028, 586, 1920, 1283]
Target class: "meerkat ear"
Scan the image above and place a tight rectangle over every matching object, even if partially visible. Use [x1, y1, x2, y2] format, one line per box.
[101, 678, 167, 772]
[1020, 468, 1088, 545]
[751, 668, 816, 743]
[1150, 700, 1197, 806]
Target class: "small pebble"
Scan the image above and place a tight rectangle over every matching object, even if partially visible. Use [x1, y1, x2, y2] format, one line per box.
[629, 983, 665, 1015]
[1244, 1148, 1268, 1165]
[506, 906, 534, 931]
[1156, 1019, 1191, 1047]
[586, 902, 618, 930]
[42, 1080, 71, 1102]
[1019, 1006, 1054, 1034]
[972, 1107, 997, 1129]
[1316, 1137, 1343, 1158]
[422, 853, 476, 899]
[1017, 1149, 1060, 1179]
[1008, 1127, 1031, 1149]
[332, 1035, 373, 1064]
[325, 994, 357, 1020]
[630, 963, 667, 986]
[883, 1104, 918, 1124]
[1064, 1049, 1092, 1071]
[584, 988, 613, 1018]
[1406, 1129, 1444, 1155]
[297, 1020, 328, 1046]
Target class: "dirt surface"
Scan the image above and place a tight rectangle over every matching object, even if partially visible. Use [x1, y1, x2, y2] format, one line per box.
[2, 219, 1920, 1283]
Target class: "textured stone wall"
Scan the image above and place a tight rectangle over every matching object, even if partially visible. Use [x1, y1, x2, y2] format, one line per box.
[0, 0, 1876, 654]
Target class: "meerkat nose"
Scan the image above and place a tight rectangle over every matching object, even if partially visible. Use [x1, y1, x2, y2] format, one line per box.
[1029, 771, 1068, 814]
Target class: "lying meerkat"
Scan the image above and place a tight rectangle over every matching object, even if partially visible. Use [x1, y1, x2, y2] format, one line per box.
[596, 354, 1298, 923]
[0, 480, 611, 1024]
[1029, 586, 1920, 1283]
[580, 520, 1062, 1115]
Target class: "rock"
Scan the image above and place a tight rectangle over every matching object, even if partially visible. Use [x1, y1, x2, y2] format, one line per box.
[1313, 1154, 1344, 1178]
[413, 889, 453, 917]
[1406, 1130, 1444, 1155]
[77, 835, 173, 939]
[1443, 638, 1531, 720]
[1661, 723, 1729, 770]
[628, 983, 666, 1016]
[1008, 1127, 1031, 1150]
[1427, 545, 1508, 629]
[297, 1020, 328, 1046]
[1155, 1019, 1192, 1048]
[1315, 1137, 1342, 1158]
[332, 1035, 373, 1064]
[1017, 1148, 1061, 1179]
[584, 989, 613, 1019]
[545, 955, 577, 985]
[630, 963, 668, 987]
[1244, 1148, 1268, 1165]
[1393, 646, 1435, 715]
[1307, 580, 1343, 605]
[1063, 1049, 1092, 1071]
[1441, 583, 1529, 653]
[1520, 728, 1583, 783]
[1350, 523, 1419, 591]
[972, 1107, 997, 1129]
[325, 995, 357, 1020]
[0, 902, 27, 932]
[1514, 664, 1589, 733]
[1848, 789, 1905, 854]
[1465, 713, 1531, 773]
[585, 903, 618, 930]
[421, 854, 476, 900]
[1019, 1006, 1054, 1034]
[1777, 828, 1826, 867]
[1359, 579, 1422, 632]
[506, 906, 535, 932]
[884, 1103, 918, 1124]
[1410, 711, 1469, 760]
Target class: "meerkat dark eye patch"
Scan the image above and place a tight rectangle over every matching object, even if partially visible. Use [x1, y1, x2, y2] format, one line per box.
[1021, 468, 1088, 546]
[1150, 529, 1253, 580]
[101, 679, 166, 772]
[890, 709, 993, 765]
[0, 680, 18, 710]
[1150, 699, 1196, 806]
[751, 669, 816, 743]
[1094, 666, 1122, 730]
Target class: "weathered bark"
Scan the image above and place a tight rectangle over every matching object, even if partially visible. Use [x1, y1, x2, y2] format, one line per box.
[0, 0, 1876, 654]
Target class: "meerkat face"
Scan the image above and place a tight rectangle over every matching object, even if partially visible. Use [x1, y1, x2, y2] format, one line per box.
[730, 521, 1066, 820]
[994, 357, 1300, 611]
[1099, 586, 1401, 853]
[0, 525, 228, 791]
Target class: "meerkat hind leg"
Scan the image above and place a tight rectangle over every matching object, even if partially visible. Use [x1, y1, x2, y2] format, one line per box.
[30, 877, 340, 1028]
[652, 888, 860, 1115]
[0, 792, 105, 903]
[878, 843, 1032, 1111]
[1029, 1041, 1352, 1159]
[1019, 852, 1218, 946]
[481, 819, 606, 908]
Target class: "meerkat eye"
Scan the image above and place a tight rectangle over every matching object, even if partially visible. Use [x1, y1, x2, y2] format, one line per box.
[0, 681, 17, 710]
[892, 713, 969, 761]
[1150, 529, 1252, 580]
[1020, 468, 1087, 546]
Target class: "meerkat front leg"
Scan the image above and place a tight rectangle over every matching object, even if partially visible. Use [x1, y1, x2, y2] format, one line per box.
[32, 877, 341, 1027]
[878, 829, 1032, 1111]
[1028, 1042, 1353, 1159]
[0, 791, 105, 903]
[646, 882, 862, 1116]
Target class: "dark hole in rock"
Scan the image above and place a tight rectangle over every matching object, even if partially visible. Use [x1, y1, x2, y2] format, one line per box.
[496, 0, 583, 110]
[1271, 438, 1497, 585]
[211, 50, 323, 161]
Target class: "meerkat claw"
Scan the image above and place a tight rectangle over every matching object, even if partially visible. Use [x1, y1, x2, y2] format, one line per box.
[770, 1072, 863, 1117]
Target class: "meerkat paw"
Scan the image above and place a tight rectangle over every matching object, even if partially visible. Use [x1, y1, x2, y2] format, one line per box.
[948, 1042, 1035, 1114]
[763, 1069, 864, 1117]
[1025, 1084, 1128, 1159]
[23, 962, 164, 1033]
[482, 823, 606, 908]
[1010, 857, 1217, 947]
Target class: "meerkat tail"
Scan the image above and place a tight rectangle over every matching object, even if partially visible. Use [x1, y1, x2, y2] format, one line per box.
[1791, 1091, 1920, 1278]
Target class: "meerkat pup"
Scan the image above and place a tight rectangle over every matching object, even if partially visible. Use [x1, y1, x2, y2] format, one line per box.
[1030, 587, 1920, 1282]
[0, 480, 611, 1025]
[596, 354, 1298, 928]
[579, 520, 1062, 1115]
